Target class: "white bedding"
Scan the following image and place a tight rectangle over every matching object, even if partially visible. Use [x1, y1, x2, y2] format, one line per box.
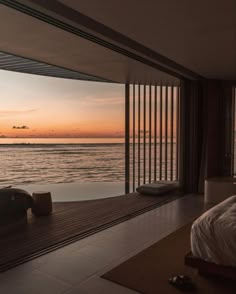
[191, 195, 236, 266]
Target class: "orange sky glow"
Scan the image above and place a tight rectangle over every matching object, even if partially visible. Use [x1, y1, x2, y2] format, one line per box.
[0, 70, 125, 138]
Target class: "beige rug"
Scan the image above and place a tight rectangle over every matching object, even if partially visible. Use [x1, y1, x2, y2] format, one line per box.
[103, 224, 236, 293]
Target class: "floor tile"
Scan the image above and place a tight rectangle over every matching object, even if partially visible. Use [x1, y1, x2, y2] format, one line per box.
[37, 251, 103, 285]
[70, 276, 139, 294]
[0, 194, 205, 293]
[0, 269, 70, 294]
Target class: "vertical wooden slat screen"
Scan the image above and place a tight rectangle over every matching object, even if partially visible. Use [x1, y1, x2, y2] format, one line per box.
[128, 84, 180, 192]
[176, 86, 180, 180]
[132, 84, 136, 191]
[143, 85, 146, 184]
[149, 85, 152, 183]
[154, 86, 157, 181]
[170, 86, 174, 180]
[165, 86, 168, 180]
[159, 86, 163, 180]
[138, 84, 141, 186]
[125, 84, 130, 194]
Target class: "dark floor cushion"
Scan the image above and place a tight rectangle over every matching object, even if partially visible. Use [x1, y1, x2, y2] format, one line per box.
[0, 188, 33, 219]
[136, 181, 179, 195]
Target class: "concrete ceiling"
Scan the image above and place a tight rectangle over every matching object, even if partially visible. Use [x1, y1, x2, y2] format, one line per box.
[1, 0, 235, 82]
[59, 0, 236, 80]
[0, 2, 180, 85]
[57, 0, 236, 80]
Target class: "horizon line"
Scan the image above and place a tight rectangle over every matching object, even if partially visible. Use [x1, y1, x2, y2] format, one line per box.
[0, 136, 125, 139]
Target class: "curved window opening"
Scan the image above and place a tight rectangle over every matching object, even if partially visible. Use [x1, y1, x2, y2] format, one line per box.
[0, 70, 125, 201]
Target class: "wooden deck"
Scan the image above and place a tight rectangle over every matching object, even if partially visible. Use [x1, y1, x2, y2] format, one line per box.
[0, 192, 181, 272]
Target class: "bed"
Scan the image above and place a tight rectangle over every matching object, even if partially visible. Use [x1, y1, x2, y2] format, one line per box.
[191, 195, 236, 266]
[185, 195, 236, 280]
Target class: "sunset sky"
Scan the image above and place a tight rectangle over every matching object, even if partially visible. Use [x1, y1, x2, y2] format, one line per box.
[0, 70, 125, 138]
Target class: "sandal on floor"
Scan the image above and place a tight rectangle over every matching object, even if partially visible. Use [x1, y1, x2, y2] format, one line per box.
[169, 275, 196, 291]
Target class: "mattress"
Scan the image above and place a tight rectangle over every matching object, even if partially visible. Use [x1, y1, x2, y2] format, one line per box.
[191, 195, 236, 266]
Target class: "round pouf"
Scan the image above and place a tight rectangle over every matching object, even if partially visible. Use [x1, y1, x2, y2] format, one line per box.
[32, 191, 52, 216]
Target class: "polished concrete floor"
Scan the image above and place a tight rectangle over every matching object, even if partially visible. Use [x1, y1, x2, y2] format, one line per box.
[0, 194, 209, 294]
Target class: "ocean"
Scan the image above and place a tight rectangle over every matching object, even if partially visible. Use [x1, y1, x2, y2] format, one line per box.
[0, 138, 177, 201]
[0, 138, 125, 200]
[0, 139, 125, 185]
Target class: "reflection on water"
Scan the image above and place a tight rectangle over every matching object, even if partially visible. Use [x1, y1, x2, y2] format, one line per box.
[0, 142, 125, 186]
[0, 139, 177, 200]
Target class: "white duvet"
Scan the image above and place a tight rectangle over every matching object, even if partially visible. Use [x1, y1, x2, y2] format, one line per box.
[191, 195, 236, 266]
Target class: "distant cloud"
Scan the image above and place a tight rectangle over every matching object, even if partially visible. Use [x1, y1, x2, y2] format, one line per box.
[80, 96, 124, 106]
[0, 109, 37, 117]
[12, 125, 30, 129]
[114, 131, 124, 136]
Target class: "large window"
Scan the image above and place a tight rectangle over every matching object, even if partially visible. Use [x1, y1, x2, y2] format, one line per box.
[0, 70, 125, 201]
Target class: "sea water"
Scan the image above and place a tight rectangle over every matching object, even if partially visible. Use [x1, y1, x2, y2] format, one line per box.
[0, 138, 125, 201]
[0, 138, 177, 201]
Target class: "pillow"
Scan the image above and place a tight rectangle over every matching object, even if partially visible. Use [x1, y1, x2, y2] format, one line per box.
[0, 188, 33, 218]
[136, 181, 179, 195]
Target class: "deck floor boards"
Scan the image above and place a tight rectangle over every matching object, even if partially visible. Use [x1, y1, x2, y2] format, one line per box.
[0, 192, 180, 272]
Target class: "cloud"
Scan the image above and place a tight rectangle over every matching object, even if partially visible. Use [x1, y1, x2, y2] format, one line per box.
[12, 125, 30, 129]
[79, 96, 124, 106]
[0, 109, 37, 117]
